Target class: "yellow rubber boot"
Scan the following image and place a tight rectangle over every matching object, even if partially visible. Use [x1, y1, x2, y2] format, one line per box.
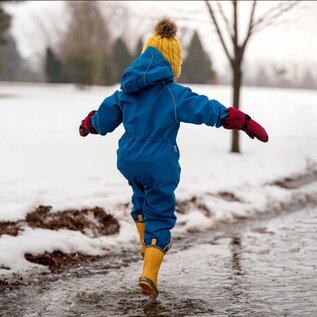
[135, 215, 145, 257]
[139, 239, 165, 297]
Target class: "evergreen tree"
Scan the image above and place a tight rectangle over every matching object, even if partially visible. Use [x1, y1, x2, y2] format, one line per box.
[65, 47, 97, 87]
[301, 68, 316, 90]
[133, 37, 144, 60]
[111, 37, 132, 83]
[0, 5, 11, 45]
[179, 31, 215, 84]
[0, 35, 21, 81]
[45, 47, 68, 83]
[101, 53, 116, 85]
[0, 4, 11, 71]
[254, 66, 271, 88]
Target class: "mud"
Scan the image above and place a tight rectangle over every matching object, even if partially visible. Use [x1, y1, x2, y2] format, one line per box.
[0, 206, 120, 237]
[207, 191, 242, 202]
[216, 191, 242, 202]
[176, 196, 211, 216]
[0, 273, 23, 292]
[0, 221, 20, 237]
[0, 206, 119, 239]
[24, 251, 102, 274]
[26, 205, 120, 237]
[0, 206, 120, 290]
[271, 165, 317, 189]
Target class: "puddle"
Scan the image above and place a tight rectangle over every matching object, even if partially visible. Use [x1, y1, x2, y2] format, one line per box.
[1, 208, 316, 316]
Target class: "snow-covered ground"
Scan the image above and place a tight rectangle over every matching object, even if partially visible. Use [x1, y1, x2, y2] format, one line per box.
[1, 82, 317, 276]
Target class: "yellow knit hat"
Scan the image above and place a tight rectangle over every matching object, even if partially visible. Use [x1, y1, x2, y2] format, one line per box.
[142, 17, 182, 79]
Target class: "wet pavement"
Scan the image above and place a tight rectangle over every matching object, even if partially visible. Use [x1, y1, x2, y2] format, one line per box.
[1, 207, 317, 317]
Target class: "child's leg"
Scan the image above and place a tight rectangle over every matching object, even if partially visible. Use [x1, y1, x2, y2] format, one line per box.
[139, 180, 178, 296]
[143, 181, 177, 249]
[129, 179, 146, 256]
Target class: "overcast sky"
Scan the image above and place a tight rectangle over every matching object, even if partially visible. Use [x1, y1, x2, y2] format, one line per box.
[5, 1, 317, 74]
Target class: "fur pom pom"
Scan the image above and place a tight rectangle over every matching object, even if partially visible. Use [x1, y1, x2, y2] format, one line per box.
[154, 17, 177, 38]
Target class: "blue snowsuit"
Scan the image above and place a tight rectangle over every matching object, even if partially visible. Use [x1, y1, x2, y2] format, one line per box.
[91, 46, 228, 249]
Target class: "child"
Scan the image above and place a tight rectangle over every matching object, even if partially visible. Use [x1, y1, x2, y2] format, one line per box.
[79, 17, 268, 297]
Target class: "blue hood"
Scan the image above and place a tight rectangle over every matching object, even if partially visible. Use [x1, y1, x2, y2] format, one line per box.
[120, 46, 174, 94]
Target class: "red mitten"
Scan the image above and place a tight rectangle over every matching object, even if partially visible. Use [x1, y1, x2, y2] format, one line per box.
[79, 110, 97, 137]
[222, 107, 268, 142]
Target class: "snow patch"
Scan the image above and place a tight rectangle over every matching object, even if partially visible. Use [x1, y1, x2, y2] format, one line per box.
[0, 220, 136, 276]
[1, 83, 317, 275]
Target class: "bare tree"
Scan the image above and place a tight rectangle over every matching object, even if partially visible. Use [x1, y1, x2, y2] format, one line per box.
[59, 1, 110, 56]
[57, 1, 112, 86]
[205, 0, 299, 153]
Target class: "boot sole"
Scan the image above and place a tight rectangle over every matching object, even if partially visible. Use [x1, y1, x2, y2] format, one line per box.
[139, 277, 158, 297]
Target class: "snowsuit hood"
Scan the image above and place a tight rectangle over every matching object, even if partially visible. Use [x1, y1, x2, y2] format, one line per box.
[120, 46, 174, 94]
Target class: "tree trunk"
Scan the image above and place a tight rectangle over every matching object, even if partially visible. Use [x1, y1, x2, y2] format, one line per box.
[231, 62, 242, 153]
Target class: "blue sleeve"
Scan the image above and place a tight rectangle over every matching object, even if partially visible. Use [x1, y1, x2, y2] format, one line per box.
[91, 91, 123, 135]
[174, 86, 228, 128]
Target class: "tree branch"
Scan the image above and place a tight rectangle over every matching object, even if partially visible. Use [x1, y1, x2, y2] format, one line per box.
[216, 1, 234, 41]
[241, 0, 257, 57]
[233, 0, 238, 47]
[251, 1, 300, 34]
[205, 0, 233, 65]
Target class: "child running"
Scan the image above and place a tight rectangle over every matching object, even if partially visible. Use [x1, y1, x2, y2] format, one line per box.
[79, 17, 268, 298]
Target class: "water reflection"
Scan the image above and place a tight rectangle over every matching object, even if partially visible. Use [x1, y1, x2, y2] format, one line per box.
[228, 235, 250, 315]
[231, 236, 243, 278]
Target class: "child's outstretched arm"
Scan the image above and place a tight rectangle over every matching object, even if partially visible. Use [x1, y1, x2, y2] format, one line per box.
[79, 91, 123, 137]
[172, 85, 227, 128]
[173, 85, 268, 142]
